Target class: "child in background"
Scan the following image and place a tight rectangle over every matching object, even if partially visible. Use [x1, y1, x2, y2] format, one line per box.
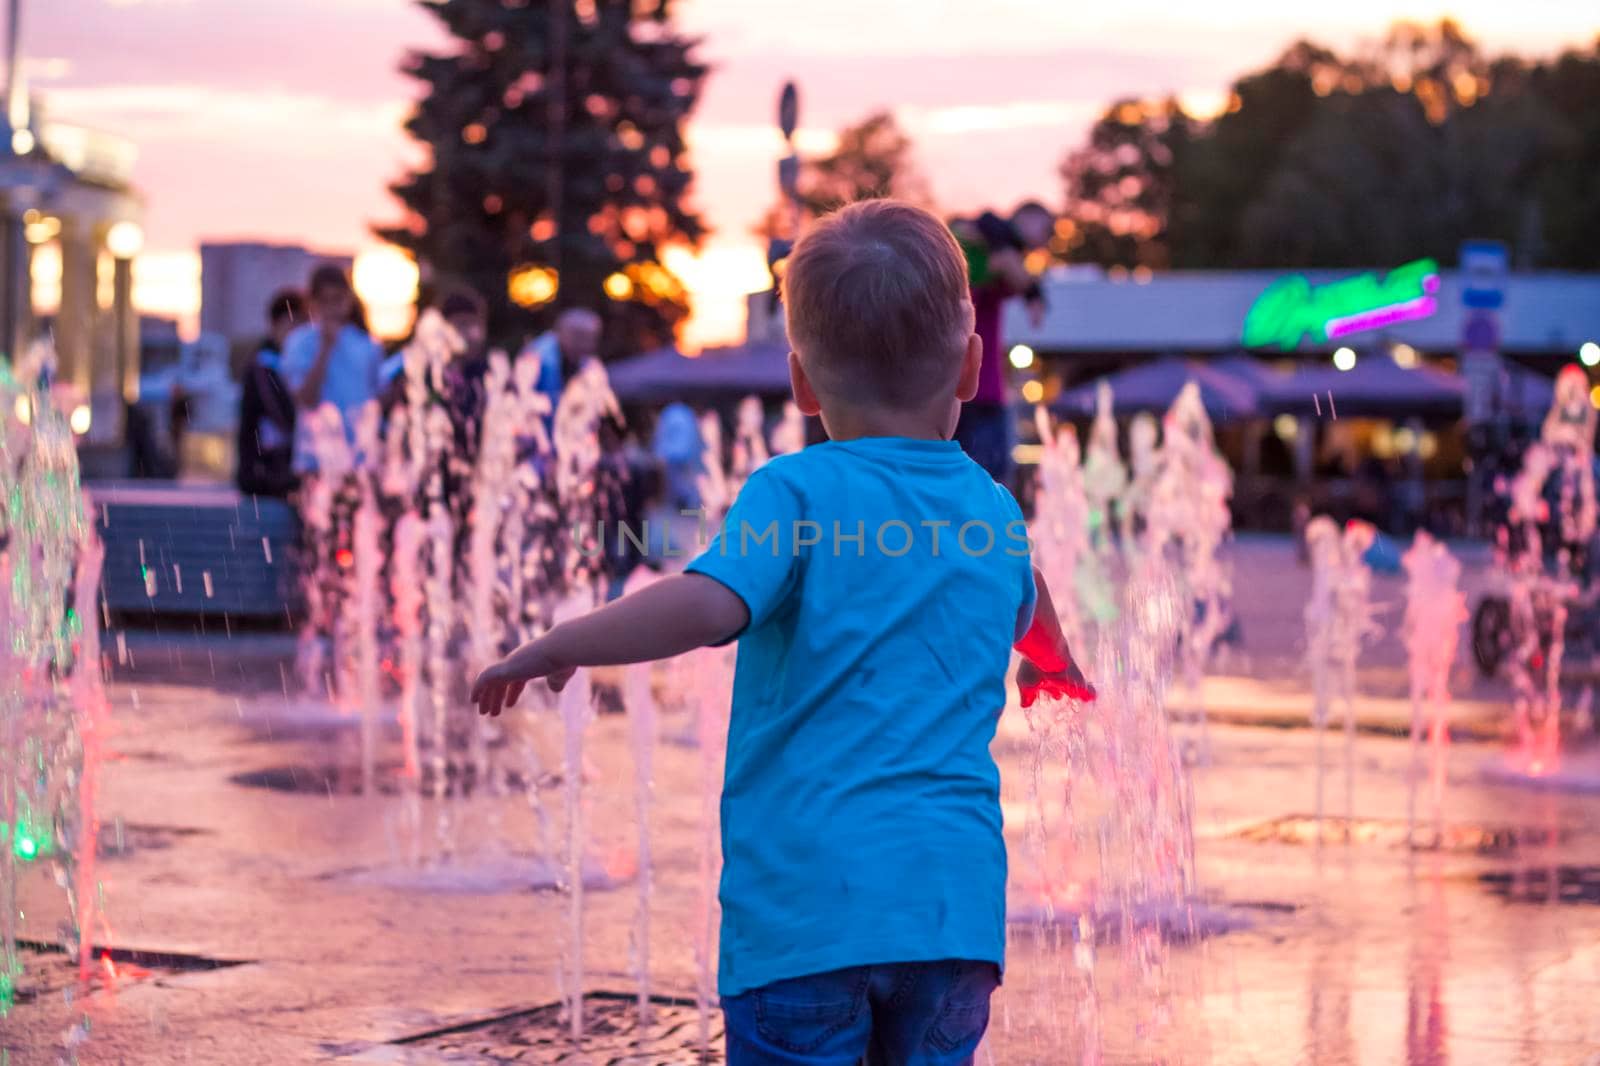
[236, 289, 304, 497]
[472, 199, 1092, 1065]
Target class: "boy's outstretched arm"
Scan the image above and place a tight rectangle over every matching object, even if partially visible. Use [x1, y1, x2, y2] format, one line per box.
[1014, 565, 1095, 707]
[471, 574, 748, 716]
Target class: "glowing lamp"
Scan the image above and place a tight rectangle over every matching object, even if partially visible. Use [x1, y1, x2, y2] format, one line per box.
[11, 128, 33, 155]
[1580, 341, 1600, 368]
[4, 821, 43, 862]
[105, 221, 144, 259]
[23, 215, 59, 245]
[1009, 344, 1035, 370]
[69, 404, 92, 436]
[1332, 347, 1357, 372]
[603, 272, 634, 300]
[1021, 380, 1044, 404]
[508, 264, 559, 308]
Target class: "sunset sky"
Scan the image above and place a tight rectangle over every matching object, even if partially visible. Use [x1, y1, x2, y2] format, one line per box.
[35, 0, 1599, 348]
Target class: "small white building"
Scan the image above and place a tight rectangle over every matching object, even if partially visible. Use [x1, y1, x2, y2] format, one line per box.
[200, 242, 353, 345]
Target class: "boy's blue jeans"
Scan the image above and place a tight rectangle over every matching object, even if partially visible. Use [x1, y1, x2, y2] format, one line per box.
[722, 959, 999, 1065]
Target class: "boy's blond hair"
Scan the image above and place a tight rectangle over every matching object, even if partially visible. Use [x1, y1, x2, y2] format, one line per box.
[782, 199, 974, 410]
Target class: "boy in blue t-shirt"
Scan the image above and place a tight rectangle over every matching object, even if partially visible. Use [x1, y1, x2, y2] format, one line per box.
[472, 199, 1092, 1065]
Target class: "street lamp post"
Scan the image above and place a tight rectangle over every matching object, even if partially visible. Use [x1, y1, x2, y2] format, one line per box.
[107, 220, 143, 416]
[773, 81, 818, 442]
[0, 189, 25, 362]
[760, 81, 800, 341]
[1, 0, 24, 365]
[4, 0, 20, 125]
[777, 81, 800, 241]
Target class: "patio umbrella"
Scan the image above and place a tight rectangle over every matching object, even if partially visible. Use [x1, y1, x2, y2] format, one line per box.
[605, 343, 793, 404]
[1259, 356, 1463, 418]
[1052, 356, 1261, 421]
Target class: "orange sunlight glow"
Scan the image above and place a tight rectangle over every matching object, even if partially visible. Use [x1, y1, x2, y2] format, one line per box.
[131, 251, 202, 334]
[663, 240, 772, 352]
[352, 244, 420, 340]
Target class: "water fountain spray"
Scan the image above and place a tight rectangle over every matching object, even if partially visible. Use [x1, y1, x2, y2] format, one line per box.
[1401, 531, 1465, 838]
[1082, 381, 1126, 562]
[1, 350, 102, 1020]
[1498, 366, 1597, 773]
[1018, 558, 1193, 1060]
[547, 357, 622, 1041]
[1030, 408, 1090, 651]
[1147, 383, 1233, 762]
[350, 403, 385, 796]
[1303, 517, 1381, 829]
[1117, 412, 1160, 564]
[293, 405, 355, 698]
[770, 400, 805, 457]
[731, 395, 770, 481]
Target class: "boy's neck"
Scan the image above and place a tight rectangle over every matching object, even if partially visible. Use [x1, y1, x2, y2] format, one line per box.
[819, 402, 953, 443]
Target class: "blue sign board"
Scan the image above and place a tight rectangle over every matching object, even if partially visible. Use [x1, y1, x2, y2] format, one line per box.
[1460, 239, 1508, 311]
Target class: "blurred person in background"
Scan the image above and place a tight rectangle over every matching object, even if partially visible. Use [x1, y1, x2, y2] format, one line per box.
[437, 287, 493, 455]
[949, 203, 1049, 488]
[436, 288, 497, 539]
[280, 263, 383, 466]
[236, 289, 306, 498]
[522, 307, 602, 421]
[652, 401, 703, 512]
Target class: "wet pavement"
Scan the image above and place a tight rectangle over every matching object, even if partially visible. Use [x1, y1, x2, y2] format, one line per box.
[7, 537, 1599, 1065]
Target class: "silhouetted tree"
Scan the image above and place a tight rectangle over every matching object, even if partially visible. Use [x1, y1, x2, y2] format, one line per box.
[756, 110, 930, 243]
[796, 110, 929, 216]
[1058, 97, 1192, 268]
[1058, 21, 1600, 270]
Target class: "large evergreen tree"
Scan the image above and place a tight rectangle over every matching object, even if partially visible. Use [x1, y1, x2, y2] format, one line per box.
[380, 0, 707, 355]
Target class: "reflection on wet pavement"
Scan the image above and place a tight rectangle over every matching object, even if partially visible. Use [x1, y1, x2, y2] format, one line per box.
[5, 679, 1600, 1064]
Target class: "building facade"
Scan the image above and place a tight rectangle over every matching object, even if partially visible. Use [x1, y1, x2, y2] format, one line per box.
[199, 242, 352, 345]
[1, 98, 144, 448]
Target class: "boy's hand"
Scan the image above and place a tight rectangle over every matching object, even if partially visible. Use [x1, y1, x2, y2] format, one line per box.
[470, 648, 575, 717]
[1017, 658, 1095, 709]
[1014, 566, 1094, 708]
[466, 574, 748, 718]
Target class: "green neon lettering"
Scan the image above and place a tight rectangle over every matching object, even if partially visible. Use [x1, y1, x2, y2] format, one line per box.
[1243, 259, 1440, 351]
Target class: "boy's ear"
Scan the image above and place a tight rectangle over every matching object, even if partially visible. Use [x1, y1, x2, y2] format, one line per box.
[788, 351, 823, 416]
[955, 334, 983, 403]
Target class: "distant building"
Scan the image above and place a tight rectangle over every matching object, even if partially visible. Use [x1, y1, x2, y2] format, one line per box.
[0, 95, 144, 448]
[744, 289, 788, 347]
[139, 314, 182, 372]
[200, 242, 352, 344]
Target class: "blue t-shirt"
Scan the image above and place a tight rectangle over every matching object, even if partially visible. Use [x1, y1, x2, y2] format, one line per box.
[279, 323, 382, 425]
[686, 437, 1036, 997]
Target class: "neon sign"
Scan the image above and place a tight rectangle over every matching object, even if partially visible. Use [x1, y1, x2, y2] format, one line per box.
[1244, 259, 1441, 351]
